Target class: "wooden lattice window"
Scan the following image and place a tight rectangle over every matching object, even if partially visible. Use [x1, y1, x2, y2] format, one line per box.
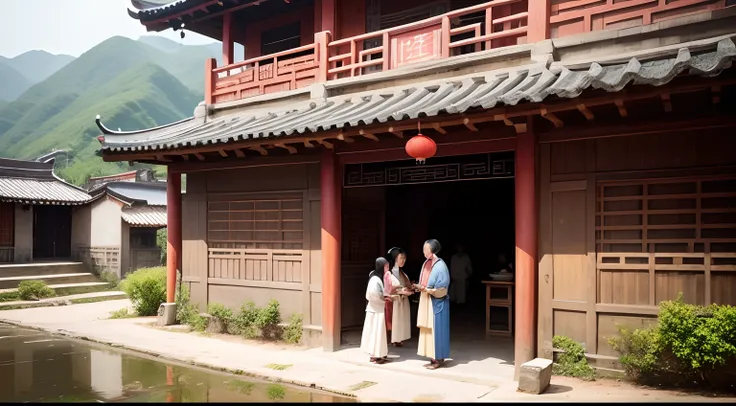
[596, 176, 736, 306]
[207, 195, 303, 250]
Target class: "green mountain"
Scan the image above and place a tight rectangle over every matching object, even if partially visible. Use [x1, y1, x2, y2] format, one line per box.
[3, 50, 76, 84]
[0, 35, 212, 185]
[0, 61, 31, 101]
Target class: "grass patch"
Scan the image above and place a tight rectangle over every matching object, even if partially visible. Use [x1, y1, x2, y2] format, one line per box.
[0, 291, 20, 302]
[109, 307, 136, 319]
[266, 384, 286, 400]
[265, 364, 293, 371]
[347, 381, 377, 391]
[225, 379, 255, 395]
[70, 294, 126, 305]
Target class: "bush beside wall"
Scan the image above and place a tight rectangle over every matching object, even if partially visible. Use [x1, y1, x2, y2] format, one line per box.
[118, 266, 166, 316]
[609, 294, 736, 392]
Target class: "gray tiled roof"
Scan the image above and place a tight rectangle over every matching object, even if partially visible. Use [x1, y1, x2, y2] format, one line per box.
[98, 38, 736, 153]
[122, 205, 167, 227]
[0, 158, 91, 205]
[129, 0, 259, 20]
[90, 181, 167, 206]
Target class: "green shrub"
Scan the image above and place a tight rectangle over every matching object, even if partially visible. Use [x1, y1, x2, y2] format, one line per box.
[552, 335, 595, 381]
[156, 228, 167, 265]
[256, 299, 282, 340]
[208, 302, 234, 328]
[283, 314, 304, 345]
[230, 301, 260, 338]
[119, 267, 166, 316]
[609, 294, 736, 390]
[609, 326, 664, 380]
[229, 300, 282, 340]
[658, 296, 736, 370]
[175, 282, 207, 331]
[17, 280, 55, 301]
[99, 270, 120, 289]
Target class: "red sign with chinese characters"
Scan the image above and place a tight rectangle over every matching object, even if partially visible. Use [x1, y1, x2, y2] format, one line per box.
[391, 26, 442, 69]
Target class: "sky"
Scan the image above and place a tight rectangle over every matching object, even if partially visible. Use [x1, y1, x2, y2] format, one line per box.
[0, 0, 217, 58]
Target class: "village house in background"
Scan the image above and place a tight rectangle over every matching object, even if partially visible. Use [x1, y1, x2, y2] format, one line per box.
[81, 169, 168, 278]
[100, 0, 736, 377]
[0, 157, 91, 263]
[0, 161, 166, 297]
[0, 157, 113, 298]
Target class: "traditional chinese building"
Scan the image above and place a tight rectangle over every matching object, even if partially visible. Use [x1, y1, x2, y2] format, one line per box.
[100, 0, 736, 375]
[0, 157, 91, 263]
[82, 171, 168, 278]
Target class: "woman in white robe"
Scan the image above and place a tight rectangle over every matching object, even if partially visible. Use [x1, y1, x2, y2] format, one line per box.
[360, 257, 390, 364]
[387, 247, 412, 346]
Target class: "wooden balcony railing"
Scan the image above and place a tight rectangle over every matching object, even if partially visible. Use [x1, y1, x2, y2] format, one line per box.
[204, 0, 734, 105]
[327, 0, 528, 79]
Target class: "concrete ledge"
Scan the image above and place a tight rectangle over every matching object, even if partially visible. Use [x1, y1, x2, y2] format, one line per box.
[518, 358, 553, 395]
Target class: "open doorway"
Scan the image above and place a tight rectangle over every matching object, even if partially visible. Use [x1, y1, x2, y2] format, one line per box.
[384, 177, 515, 335]
[339, 152, 517, 377]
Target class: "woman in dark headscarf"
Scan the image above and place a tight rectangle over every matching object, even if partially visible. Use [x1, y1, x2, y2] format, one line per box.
[360, 257, 390, 364]
[386, 247, 412, 347]
[413, 239, 451, 370]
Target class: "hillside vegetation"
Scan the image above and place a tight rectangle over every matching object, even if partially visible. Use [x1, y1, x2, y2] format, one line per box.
[0, 36, 220, 185]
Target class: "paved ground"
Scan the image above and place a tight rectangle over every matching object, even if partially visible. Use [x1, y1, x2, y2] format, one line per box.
[1, 300, 733, 403]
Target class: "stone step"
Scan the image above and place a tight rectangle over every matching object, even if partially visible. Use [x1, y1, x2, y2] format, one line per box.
[0, 291, 128, 311]
[0, 272, 99, 290]
[0, 262, 87, 278]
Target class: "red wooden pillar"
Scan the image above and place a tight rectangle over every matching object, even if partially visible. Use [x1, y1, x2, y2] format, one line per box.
[527, 0, 551, 42]
[321, 150, 341, 351]
[318, 0, 335, 33]
[222, 12, 234, 65]
[514, 130, 538, 378]
[166, 171, 182, 304]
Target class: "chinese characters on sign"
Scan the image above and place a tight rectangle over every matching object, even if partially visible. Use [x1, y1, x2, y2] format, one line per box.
[392, 28, 441, 68]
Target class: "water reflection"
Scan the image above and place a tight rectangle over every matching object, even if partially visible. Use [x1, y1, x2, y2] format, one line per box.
[0, 324, 353, 403]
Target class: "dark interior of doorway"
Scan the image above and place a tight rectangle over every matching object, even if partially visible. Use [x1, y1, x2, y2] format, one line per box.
[33, 205, 72, 260]
[384, 177, 516, 336]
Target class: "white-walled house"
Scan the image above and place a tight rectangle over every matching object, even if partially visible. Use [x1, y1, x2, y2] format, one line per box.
[82, 175, 167, 278]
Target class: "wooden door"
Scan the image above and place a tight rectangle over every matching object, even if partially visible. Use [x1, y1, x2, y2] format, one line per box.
[0, 202, 13, 262]
[33, 205, 72, 260]
[340, 189, 384, 329]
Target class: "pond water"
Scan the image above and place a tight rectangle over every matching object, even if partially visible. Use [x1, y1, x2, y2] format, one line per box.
[0, 324, 355, 403]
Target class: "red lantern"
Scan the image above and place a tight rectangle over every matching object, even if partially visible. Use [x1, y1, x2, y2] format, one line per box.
[405, 134, 437, 164]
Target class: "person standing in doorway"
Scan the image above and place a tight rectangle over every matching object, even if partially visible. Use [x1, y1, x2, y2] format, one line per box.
[387, 247, 412, 347]
[360, 257, 390, 364]
[413, 239, 451, 370]
[450, 242, 473, 305]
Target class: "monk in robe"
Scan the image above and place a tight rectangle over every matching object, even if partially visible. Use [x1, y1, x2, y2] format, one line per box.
[413, 239, 451, 370]
[360, 257, 390, 364]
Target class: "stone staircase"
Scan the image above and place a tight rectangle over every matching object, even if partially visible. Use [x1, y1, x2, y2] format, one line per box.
[0, 262, 126, 309]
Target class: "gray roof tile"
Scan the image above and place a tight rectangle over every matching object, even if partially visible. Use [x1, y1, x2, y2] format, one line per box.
[0, 158, 91, 205]
[98, 38, 736, 153]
